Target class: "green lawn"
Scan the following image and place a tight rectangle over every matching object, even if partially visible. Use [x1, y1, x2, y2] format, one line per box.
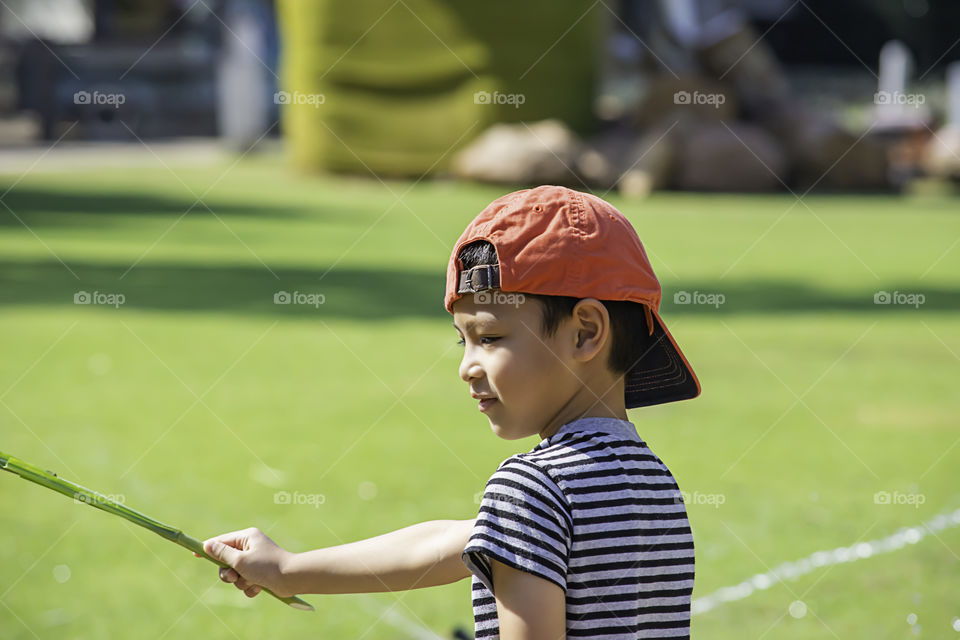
[1, 154, 958, 639]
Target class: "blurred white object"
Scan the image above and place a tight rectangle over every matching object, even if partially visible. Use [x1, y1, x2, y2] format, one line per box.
[873, 40, 930, 131]
[947, 60, 960, 127]
[658, 0, 745, 48]
[452, 120, 581, 185]
[0, 0, 93, 44]
[922, 61, 960, 179]
[217, 1, 272, 149]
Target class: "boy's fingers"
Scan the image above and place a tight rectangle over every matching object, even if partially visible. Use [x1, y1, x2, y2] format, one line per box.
[204, 530, 248, 550]
[219, 567, 238, 583]
[244, 586, 261, 598]
[204, 538, 240, 568]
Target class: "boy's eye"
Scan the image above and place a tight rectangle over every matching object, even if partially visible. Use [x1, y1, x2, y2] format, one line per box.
[455, 336, 500, 346]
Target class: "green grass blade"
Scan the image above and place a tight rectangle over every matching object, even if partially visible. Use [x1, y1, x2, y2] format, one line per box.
[0, 449, 313, 611]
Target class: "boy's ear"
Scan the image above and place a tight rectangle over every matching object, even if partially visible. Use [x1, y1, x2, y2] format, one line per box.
[570, 299, 611, 363]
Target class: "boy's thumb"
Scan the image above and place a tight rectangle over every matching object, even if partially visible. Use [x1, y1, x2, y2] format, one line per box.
[204, 540, 238, 567]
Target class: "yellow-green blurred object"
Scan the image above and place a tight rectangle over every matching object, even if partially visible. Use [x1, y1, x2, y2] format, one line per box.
[277, 0, 601, 176]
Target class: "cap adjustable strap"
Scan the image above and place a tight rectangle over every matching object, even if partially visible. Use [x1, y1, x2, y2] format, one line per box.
[457, 264, 500, 294]
[643, 305, 655, 336]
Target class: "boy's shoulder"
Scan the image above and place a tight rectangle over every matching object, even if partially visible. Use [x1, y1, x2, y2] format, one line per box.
[489, 422, 674, 496]
[526, 420, 663, 466]
[480, 425, 685, 541]
[488, 449, 566, 502]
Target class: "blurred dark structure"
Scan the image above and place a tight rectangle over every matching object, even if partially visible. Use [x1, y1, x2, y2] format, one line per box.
[0, 0, 958, 190]
[758, 0, 960, 72]
[1, 0, 278, 144]
[454, 0, 960, 192]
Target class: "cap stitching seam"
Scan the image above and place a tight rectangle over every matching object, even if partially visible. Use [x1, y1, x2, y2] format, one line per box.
[570, 191, 585, 288]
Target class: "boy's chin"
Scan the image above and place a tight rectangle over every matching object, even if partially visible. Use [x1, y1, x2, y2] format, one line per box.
[487, 417, 530, 441]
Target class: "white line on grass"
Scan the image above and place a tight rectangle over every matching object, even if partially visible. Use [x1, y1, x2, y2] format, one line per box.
[201, 591, 445, 639]
[358, 595, 447, 640]
[692, 506, 960, 615]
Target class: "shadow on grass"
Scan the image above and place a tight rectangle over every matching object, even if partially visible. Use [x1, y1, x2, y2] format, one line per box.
[2, 259, 959, 321]
[0, 187, 364, 228]
[1, 259, 449, 320]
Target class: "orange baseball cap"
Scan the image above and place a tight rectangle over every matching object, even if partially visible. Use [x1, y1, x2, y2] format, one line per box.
[444, 185, 700, 409]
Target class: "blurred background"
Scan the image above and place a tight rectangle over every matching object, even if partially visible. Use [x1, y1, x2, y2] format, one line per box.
[2, 0, 960, 188]
[0, 1, 958, 638]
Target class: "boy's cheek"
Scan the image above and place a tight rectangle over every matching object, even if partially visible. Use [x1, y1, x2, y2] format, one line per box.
[490, 355, 527, 397]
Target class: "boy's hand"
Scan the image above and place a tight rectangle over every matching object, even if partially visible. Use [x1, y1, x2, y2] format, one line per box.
[201, 527, 294, 598]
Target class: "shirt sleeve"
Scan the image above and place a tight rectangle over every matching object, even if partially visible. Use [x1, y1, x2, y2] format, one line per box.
[462, 455, 572, 594]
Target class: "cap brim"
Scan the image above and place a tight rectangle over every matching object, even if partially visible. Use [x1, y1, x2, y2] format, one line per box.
[624, 308, 701, 409]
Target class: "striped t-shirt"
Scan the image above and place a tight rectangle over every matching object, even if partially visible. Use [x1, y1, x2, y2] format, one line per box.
[462, 417, 695, 639]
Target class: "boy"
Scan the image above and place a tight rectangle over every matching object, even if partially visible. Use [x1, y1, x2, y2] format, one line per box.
[202, 185, 701, 638]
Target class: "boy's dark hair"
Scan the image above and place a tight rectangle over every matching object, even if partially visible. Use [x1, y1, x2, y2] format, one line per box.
[458, 241, 653, 375]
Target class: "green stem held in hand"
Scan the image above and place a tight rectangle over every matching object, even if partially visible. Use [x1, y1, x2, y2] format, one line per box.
[0, 449, 313, 612]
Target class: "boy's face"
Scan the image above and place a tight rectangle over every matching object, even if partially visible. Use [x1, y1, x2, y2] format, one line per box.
[452, 293, 582, 441]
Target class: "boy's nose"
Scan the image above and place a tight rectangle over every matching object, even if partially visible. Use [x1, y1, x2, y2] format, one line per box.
[459, 354, 483, 383]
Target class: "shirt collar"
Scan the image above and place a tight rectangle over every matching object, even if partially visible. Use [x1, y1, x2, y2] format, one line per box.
[536, 416, 639, 447]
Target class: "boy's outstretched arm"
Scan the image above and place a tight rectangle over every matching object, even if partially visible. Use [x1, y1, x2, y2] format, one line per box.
[203, 519, 475, 598]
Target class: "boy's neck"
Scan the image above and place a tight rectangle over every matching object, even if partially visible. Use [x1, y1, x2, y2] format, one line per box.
[538, 380, 628, 440]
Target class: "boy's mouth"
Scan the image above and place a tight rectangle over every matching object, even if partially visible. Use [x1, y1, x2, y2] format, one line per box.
[471, 392, 498, 413]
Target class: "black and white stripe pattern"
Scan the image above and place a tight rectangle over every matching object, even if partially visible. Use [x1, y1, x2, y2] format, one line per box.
[462, 417, 694, 639]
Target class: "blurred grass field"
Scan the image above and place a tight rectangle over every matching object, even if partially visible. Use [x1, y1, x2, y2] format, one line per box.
[1, 155, 958, 639]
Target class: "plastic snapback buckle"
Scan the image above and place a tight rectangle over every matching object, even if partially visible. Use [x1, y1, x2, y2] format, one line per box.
[457, 264, 500, 293]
